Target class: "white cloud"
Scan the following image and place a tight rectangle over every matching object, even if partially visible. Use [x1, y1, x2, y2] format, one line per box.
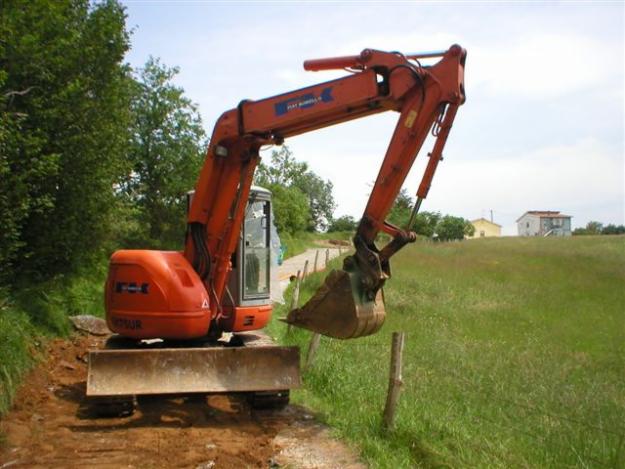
[289, 135, 624, 235]
[433, 138, 624, 233]
[470, 33, 622, 99]
[123, 2, 624, 235]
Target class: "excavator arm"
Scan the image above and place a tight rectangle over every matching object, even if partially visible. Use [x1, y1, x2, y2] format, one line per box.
[185, 45, 466, 338]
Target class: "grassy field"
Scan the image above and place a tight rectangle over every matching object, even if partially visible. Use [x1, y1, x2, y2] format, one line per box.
[268, 235, 625, 468]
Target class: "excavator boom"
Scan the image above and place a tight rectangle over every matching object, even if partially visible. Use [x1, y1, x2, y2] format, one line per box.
[185, 45, 466, 340]
[93, 45, 466, 409]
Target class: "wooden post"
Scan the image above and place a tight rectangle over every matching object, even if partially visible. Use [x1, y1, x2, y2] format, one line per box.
[287, 270, 302, 334]
[382, 332, 405, 430]
[313, 250, 319, 273]
[304, 333, 321, 371]
[338, 246, 342, 255]
[302, 259, 309, 281]
[325, 248, 330, 269]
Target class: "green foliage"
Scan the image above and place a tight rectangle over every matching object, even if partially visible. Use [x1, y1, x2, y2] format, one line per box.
[256, 146, 335, 231]
[585, 220, 603, 234]
[0, 291, 37, 415]
[602, 224, 625, 235]
[0, 1, 130, 415]
[387, 188, 414, 228]
[436, 214, 474, 241]
[573, 220, 603, 235]
[0, 0, 132, 281]
[266, 184, 310, 235]
[119, 57, 206, 249]
[388, 189, 471, 240]
[411, 211, 441, 238]
[0, 265, 107, 416]
[269, 236, 625, 468]
[574, 221, 625, 236]
[328, 215, 357, 233]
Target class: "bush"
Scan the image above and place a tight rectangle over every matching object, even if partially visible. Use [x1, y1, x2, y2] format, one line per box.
[328, 215, 357, 232]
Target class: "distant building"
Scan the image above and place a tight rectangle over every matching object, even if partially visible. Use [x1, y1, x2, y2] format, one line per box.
[468, 218, 501, 238]
[516, 211, 572, 236]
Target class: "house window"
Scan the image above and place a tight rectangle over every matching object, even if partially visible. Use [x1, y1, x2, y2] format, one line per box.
[480, 230, 485, 237]
[526, 222, 529, 228]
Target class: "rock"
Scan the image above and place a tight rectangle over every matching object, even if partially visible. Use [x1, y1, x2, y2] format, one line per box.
[69, 315, 110, 336]
[195, 462, 215, 469]
[1, 460, 20, 468]
[59, 360, 76, 371]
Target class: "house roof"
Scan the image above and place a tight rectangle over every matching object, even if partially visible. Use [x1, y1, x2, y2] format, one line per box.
[470, 218, 501, 227]
[516, 211, 572, 222]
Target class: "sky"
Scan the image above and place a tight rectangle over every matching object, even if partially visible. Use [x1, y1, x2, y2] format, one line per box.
[122, 1, 624, 235]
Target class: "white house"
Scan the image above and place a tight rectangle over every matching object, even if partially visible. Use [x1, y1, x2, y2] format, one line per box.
[516, 211, 572, 237]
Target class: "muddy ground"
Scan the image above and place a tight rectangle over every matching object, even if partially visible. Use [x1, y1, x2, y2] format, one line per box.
[0, 333, 364, 469]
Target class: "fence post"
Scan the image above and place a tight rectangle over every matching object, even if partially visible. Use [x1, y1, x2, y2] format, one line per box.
[313, 250, 319, 273]
[382, 332, 405, 431]
[302, 259, 309, 282]
[325, 248, 330, 269]
[287, 270, 302, 334]
[304, 333, 321, 371]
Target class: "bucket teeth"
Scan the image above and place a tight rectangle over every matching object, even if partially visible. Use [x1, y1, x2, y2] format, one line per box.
[284, 269, 385, 339]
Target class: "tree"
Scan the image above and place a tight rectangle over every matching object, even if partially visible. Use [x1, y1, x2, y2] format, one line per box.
[120, 57, 206, 248]
[412, 211, 442, 237]
[435, 215, 473, 241]
[387, 188, 443, 237]
[294, 171, 335, 231]
[585, 221, 603, 235]
[269, 185, 310, 235]
[387, 188, 414, 228]
[0, 0, 133, 281]
[328, 215, 357, 232]
[574, 222, 625, 235]
[255, 145, 335, 232]
[602, 224, 625, 235]
[573, 221, 604, 236]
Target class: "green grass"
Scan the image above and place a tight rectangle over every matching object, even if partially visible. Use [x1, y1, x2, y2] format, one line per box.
[268, 235, 625, 468]
[0, 266, 107, 415]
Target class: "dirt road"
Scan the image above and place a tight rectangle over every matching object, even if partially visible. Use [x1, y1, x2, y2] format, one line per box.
[276, 245, 348, 303]
[0, 333, 364, 468]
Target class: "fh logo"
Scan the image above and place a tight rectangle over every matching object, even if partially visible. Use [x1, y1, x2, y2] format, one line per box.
[274, 87, 334, 116]
[115, 282, 149, 294]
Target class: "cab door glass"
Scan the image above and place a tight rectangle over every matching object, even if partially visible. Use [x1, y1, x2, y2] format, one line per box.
[243, 200, 270, 298]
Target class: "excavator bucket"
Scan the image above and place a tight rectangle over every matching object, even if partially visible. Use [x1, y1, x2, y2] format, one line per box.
[285, 269, 385, 339]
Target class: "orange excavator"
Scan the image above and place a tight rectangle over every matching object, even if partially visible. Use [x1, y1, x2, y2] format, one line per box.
[87, 45, 466, 413]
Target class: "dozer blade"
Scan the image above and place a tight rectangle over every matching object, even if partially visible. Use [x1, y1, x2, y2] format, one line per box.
[87, 337, 300, 397]
[284, 269, 385, 339]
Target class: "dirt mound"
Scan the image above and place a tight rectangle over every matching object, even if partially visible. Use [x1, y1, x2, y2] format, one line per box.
[0, 334, 364, 468]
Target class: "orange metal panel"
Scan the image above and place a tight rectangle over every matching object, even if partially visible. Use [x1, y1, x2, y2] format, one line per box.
[242, 70, 379, 134]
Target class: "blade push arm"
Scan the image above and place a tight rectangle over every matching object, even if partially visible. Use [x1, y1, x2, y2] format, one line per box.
[185, 45, 466, 321]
